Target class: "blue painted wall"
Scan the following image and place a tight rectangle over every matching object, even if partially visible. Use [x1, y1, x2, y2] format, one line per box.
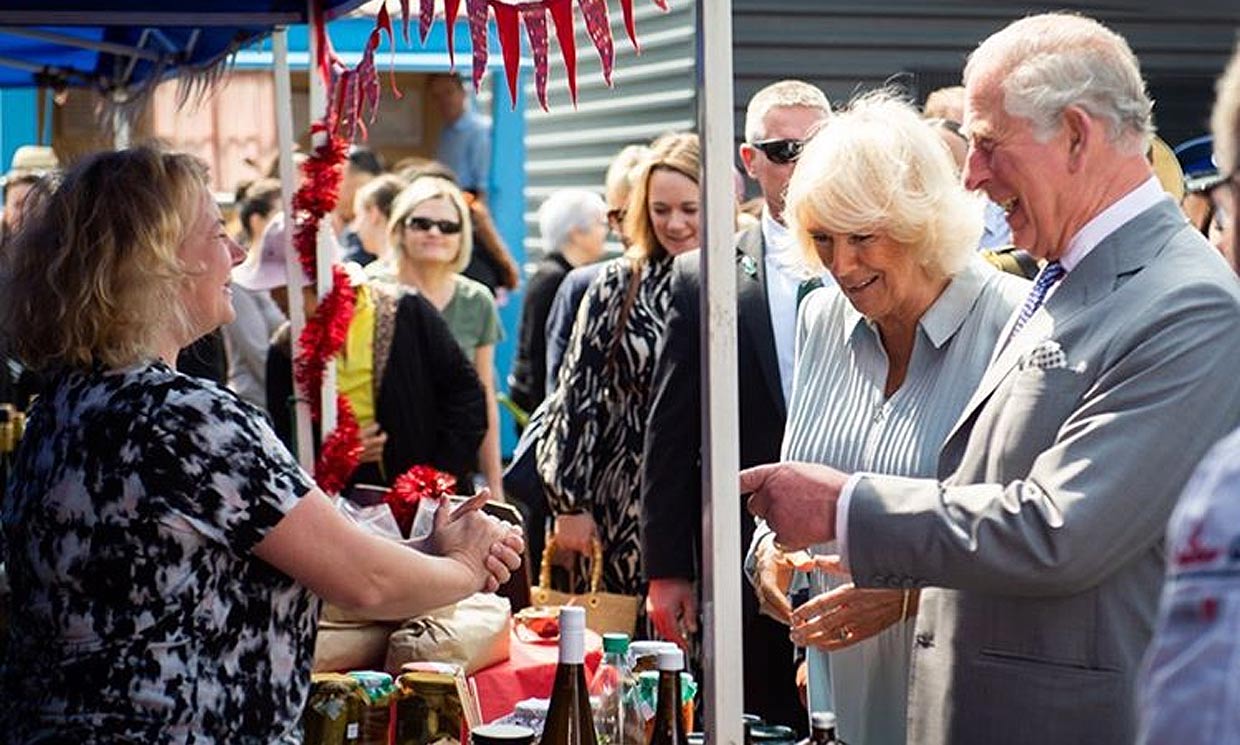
[0, 88, 39, 175]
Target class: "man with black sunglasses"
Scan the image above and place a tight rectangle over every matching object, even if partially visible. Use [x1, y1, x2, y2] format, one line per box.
[640, 79, 831, 731]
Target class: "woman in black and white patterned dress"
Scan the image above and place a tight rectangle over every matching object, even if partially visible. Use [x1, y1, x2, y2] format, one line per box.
[0, 147, 523, 743]
[537, 133, 700, 603]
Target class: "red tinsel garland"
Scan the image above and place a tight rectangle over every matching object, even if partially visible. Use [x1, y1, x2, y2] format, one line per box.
[314, 394, 364, 495]
[387, 465, 458, 538]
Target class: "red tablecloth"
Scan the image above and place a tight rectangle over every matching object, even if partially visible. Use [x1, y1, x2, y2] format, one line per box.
[471, 628, 603, 723]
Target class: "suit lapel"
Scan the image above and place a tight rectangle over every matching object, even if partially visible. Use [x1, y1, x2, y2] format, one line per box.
[736, 225, 787, 417]
[941, 199, 1180, 449]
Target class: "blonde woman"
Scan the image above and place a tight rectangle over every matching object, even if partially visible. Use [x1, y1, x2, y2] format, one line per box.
[746, 93, 1027, 744]
[0, 146, 521, 741]
[536, 132, 700, 604]
[387, 176, 505, 501]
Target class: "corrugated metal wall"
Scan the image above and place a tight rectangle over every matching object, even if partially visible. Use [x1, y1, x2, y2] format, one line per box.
[514, 1, 1238, 259]
[515, 1, 696, 261]
[732, 1, 1240, 150]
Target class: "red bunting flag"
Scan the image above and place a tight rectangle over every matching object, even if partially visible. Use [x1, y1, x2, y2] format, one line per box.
[521, 4, 551, 111]
[577, 0, 614, 87]
[466, 0, 491, 93]
[493, 2, 522, 108]
[444, 0, 462, 69]
[418, 0, 434, 43]
[548, 0, 578, 105]
[620, 0, 639, 52]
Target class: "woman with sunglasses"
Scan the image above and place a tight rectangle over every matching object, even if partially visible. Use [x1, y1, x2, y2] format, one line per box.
[536, 132, 701, 620]
[388, 176, 506, 501]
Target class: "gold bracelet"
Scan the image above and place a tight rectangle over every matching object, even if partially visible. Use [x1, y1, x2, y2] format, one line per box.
[900, 589, 911, 622]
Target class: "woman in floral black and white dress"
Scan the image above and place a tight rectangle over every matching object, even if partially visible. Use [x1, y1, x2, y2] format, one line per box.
[536, 133, 701, 604]
[0, 147, 523, 743]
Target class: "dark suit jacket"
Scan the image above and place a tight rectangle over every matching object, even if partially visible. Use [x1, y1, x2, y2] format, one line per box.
[640, 224, 786, 581]
[509, 252, 574, 414]
[639, 224, 804, 729]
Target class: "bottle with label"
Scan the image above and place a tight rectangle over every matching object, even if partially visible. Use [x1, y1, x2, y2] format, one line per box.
[648, 648, 687, 745]
[808, 712, 838, 745]
[589, 633, 637, 745]
[542, 606, 598, 745]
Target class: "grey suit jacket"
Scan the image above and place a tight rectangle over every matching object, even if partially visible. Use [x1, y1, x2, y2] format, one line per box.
[848, 200, 1240, 745]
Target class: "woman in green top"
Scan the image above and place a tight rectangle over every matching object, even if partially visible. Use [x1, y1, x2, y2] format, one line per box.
[388, 176, 505, 501]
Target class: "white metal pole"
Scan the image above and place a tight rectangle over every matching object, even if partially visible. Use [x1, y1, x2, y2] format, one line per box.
[112, 101, 131, 149]
[273, 27, 314, 470]
[697, 2, 742, 744]
[307, 0, 337, 436]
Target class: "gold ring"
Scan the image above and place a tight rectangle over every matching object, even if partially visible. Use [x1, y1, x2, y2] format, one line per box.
[837, 626, 851, 641]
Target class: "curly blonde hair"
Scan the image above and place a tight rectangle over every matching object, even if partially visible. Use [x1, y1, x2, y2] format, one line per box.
[785, 91, 981, 278]
[0, 146, 209, 371]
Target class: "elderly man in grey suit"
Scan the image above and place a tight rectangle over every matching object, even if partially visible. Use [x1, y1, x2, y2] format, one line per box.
[743, 13, 1240, 745]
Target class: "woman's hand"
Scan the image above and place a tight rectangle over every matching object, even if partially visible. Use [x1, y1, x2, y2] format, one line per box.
[554, 512, 598, 556]
[432, 505, 525, 593]
[752, 533, 795, 625]
[358, 423, 388, 464]
[789, 583, 918, 651]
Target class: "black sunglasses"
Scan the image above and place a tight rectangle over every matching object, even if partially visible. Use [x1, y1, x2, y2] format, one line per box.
[404, 216, 463, 235]
[751, 138, 805, 165]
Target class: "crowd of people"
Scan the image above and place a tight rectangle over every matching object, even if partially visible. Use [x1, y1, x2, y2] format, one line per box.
[0, 9, 1238, 743]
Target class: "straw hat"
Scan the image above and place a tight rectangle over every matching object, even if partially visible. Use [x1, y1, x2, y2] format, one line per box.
[2, 145, 59, 185]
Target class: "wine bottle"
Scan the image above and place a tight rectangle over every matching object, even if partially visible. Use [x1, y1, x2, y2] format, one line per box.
[542, 607, 598, 745]
[647, 648, 686, 745]
[809, 711, 838, 745]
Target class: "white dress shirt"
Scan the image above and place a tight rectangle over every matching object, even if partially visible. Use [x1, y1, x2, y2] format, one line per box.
[835, 176, 1167, 568]
[762, 208, 834, 404]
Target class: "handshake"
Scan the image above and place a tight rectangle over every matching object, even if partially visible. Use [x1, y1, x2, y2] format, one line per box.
[740, 461, 850, 550]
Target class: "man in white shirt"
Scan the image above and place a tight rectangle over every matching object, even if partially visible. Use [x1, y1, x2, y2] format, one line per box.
[640, 80, 830, 730]
[743, 14, 1240, 744]
[1137, 40, 1240, 745]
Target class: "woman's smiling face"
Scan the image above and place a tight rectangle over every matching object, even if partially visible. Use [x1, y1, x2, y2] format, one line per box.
[647, 167, 700, 256]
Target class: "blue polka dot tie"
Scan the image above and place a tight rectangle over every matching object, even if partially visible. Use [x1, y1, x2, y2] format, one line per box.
[1008, 260, 1066, 341]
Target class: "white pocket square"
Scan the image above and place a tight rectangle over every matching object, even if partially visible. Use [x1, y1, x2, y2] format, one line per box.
[1020, 339, 1068, 371]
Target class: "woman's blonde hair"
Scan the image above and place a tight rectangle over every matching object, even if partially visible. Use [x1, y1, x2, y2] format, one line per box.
[388, 175, 474, 273]
[623, 132, 701, 262]
[785, 90, 981, 278]
[1, 145, 209, 371]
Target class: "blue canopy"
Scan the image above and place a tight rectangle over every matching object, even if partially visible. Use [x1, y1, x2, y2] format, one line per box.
[0, 1, 368, 92]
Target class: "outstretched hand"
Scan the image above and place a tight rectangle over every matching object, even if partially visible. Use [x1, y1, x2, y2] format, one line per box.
[741, 461, 848, 551]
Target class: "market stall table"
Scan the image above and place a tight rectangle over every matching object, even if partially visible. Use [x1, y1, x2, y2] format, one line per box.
[470, 627, 603, 723]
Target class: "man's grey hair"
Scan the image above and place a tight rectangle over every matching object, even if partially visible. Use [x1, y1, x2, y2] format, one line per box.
[538, 188, 607, 253]
[1212, 40, 1240, 177]
[744, 80, 832, 143]
[964, 13, 1153, 156]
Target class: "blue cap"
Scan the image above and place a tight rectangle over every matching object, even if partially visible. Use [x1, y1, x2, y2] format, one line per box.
[1174, 135, 1225, 193]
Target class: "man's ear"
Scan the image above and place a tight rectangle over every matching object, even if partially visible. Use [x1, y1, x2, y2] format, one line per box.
[739, 144, 759, 178]
[1062, 105, 1093, 170]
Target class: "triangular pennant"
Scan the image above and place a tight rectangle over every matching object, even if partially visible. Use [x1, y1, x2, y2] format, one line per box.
[577, 0, 614, 86]
[376, 5, 401, 98]
[652, 0, 668, 10]
[548, 0, 578, 105]
[445, 0, 462, 70]
[493, 2, 522, 109]
[466, 0, 490, 93]
[521, 5, 551, 112]
[418, 0, 433, 44]
[620, 0, 639, 52]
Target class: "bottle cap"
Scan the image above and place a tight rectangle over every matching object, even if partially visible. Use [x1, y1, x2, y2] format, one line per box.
[629, 640, 667, 658]
[657, 647, 684, 671]
[810, 711, 837, 730]
[558, 605, 586, 630]
[601, 633, 630, 654]
[471, 723, 537, 745]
